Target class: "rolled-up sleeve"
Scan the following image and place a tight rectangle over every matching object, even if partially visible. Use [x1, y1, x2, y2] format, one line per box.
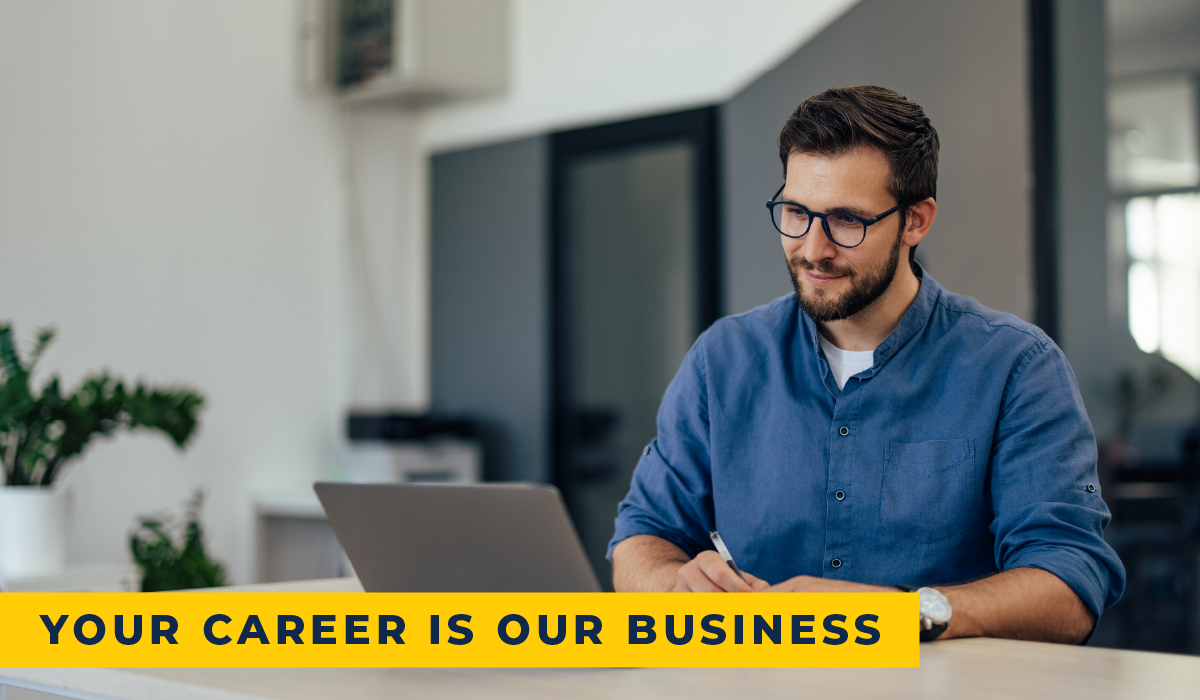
[989, 340, 1126, 618]
[607, 339, 714, 560]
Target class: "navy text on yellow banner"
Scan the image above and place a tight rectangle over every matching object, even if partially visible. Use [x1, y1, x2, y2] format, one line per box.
[2, 592, 918, 667]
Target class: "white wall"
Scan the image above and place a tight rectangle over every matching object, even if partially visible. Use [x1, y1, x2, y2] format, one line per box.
[426, 0, 860, 151]
[341, 108, 430, 411]
[0, 1, 357, 584]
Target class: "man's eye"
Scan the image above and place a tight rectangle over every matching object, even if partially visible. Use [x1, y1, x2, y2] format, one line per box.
[785, 206, 809, 218]
[832, 213, 861, 227]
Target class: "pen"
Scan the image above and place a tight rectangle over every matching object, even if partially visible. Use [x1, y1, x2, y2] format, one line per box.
[709, 530, 747, 583]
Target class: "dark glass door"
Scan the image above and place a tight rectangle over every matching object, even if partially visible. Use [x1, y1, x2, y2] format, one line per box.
[551, 109, 720, 589]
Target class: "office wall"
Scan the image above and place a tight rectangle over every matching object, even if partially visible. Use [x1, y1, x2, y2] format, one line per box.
[430, 138, 550, 483]
[342, 107, 430, 412]
[721, 0, 1033, 320]
[0, 1, 359, 583]
[1055, 0, 1114, 436]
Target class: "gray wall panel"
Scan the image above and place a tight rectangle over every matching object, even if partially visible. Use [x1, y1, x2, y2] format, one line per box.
[1054, 0, 1112, 437]
[722, 0, 1033, 321]
[430, 136, 549, 483]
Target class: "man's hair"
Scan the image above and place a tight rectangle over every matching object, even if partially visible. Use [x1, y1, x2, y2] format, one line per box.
[777, 85, 939, 210]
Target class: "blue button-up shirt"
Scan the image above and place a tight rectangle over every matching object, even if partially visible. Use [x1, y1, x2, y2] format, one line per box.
[609, 272, 1124, 618]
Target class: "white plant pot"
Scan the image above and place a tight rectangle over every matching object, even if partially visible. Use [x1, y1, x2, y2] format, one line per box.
[0, 486, 68, 579]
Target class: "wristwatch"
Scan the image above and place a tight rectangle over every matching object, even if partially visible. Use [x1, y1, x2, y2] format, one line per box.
[896, 585, 952, 641]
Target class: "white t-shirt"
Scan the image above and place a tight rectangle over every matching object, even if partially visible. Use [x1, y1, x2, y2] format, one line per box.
[818, 334, 875, 390]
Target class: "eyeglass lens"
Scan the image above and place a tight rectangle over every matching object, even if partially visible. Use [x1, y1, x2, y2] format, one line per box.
[771, 204, 866, 246]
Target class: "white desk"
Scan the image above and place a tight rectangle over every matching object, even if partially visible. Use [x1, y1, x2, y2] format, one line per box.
[1, 565, 139, 593]
[3, 578, 1199, 700]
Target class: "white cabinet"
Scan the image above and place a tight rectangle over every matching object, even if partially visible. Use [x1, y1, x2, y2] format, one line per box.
[253, 490, 350, 584]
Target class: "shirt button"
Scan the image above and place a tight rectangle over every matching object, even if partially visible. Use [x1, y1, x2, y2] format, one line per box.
[1087, 483, 1096, 493]
[643, 444, 651, 456]
[831, 558, 842, 568]
[835, 490, 845, 501]
[839, 426, 849, 436]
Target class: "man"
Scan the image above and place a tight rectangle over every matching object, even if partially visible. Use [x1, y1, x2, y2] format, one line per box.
[608, 86, 1124, 643]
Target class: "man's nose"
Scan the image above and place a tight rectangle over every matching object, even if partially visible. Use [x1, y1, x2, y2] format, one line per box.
[800, 220, 839, 262]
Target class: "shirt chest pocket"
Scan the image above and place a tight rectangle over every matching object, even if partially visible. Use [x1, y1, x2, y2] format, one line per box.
[880, 438, 976, 543]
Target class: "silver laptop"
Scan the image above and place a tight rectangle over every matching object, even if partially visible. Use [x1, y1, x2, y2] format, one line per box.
[314, 482, 602, 592]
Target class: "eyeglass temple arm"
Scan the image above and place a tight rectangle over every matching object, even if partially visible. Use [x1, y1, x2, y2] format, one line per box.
[865, 201, 915, 224]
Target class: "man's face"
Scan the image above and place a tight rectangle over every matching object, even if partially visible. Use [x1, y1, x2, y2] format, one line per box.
[781, 146, 906, 322]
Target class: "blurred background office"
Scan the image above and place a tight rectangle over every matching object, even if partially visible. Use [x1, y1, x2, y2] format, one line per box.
[0, 0, 1197, 654]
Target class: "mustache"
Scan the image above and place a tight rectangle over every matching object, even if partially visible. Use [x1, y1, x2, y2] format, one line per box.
[791, 256, 855, 278]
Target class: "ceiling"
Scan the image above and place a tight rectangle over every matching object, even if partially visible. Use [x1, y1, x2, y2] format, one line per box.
[424, 0, 860, 152]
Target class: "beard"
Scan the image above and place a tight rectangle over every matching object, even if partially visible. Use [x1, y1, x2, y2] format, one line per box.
[788, 227, 904, 323]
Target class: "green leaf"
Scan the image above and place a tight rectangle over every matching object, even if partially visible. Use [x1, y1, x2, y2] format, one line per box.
[26, 327, 56, 372]
[0, 325, 24, 379]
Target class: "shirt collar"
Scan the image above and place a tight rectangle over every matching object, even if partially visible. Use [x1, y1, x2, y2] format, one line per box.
[799, 264, 942, 379]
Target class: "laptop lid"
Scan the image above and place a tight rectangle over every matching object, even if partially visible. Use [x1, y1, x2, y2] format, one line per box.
[313, 482, 602, 592]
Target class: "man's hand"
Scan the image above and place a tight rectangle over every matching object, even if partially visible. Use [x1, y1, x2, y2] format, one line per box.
[672, 550, 770, 592]
[613, 535, 770, 592]
[766, 575, 896, 593]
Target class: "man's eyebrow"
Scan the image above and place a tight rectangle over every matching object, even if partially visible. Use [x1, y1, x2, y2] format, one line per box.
[778, 196, 876, 218]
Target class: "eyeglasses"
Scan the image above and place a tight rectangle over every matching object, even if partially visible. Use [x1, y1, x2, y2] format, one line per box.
[765, 184, 913, 248]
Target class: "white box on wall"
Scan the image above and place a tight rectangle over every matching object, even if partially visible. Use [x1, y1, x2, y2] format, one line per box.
[331, 0, 509, 106]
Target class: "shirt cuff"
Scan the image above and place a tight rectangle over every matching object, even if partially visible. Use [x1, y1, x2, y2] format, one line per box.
[1004, 544, 1119, 638]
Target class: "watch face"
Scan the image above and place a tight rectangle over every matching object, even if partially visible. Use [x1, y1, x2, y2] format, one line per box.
[918, 588, 952, 623]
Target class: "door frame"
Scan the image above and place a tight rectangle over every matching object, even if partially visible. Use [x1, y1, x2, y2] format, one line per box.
[548, 106, 722, 519]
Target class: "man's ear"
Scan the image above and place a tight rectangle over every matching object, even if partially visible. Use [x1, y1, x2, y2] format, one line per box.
[902, 197, 937, 249]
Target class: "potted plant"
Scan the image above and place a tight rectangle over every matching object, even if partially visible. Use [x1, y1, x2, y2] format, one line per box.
[0, 324, 204, 578]
[130, 490, 227, 591]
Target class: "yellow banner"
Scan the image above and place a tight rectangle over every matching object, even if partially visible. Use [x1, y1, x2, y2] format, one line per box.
[0, 592, 917, 667]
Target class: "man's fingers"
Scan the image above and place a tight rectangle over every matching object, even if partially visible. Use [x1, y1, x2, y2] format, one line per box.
[743, 571, 771, 591]
[672, 551, 755, 592]
[673, 563, 724, 592]
[675, 575, 724, 592]
[697, 553, 753, 592]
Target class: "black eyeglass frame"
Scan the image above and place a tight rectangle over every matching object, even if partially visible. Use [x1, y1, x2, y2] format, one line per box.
[765, 183, 914, 248]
